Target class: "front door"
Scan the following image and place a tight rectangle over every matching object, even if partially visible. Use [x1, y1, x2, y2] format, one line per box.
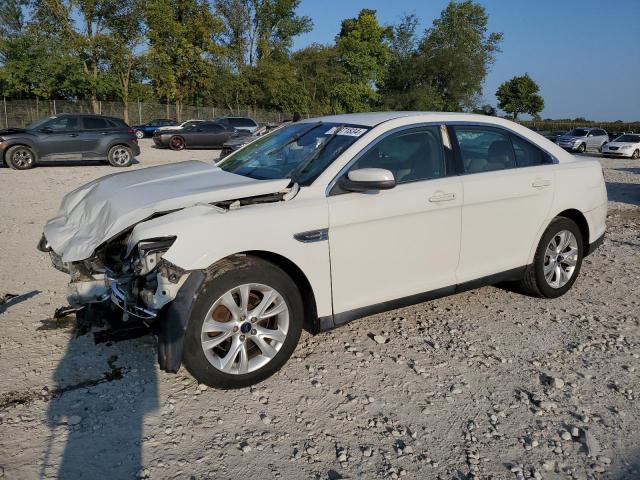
[327, 125, 462, 317]
[37, 116, 84, 159]
[451, 124, 555, 283]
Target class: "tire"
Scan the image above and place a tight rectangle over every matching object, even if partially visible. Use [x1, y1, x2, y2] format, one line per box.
[107, 145, 133, 167]
[135, 130, 144, 139]
[632, 149, 639, 160]
[182, 256, 303, 389]
[169, 136, 186, 151]
[577, 143, 586, 153]
[519, 217, 584, 298]
[5, 145, 36, 170]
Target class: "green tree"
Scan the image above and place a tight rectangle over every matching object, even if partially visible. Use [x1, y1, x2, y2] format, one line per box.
[419, 0, 502, 111]
[102, 0, 145, 122]
[496, 73, 544, 120]
[333, 9, 391, 112]
[145, 0, 222, 119]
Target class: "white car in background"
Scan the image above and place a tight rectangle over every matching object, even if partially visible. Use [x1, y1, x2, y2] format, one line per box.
[601, 133, 640, 159]
[39, 112, 607, 389]
[155, 119, 206, 133]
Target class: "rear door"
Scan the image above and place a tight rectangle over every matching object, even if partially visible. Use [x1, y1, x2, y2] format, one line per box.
[80, 116, 118, 158]
[451, 125, 555, 283]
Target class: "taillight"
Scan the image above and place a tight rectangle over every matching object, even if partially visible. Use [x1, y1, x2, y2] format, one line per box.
[127, 128, 134, 135]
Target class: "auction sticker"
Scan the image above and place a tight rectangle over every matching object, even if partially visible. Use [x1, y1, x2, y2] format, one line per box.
[325, 126, 367, 137]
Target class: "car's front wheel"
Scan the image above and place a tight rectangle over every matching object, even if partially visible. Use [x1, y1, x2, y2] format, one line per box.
[169, 136, 186, 150]
[520, 217, 584, 298]
[577, 143, 586, 153]
[5, 145, 36, 170]
[182, 256, 303, 389]
[107, 145, 134, 167]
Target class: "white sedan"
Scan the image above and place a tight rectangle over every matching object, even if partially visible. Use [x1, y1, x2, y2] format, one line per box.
[601, 133, 640, 159]
[39, 112, 607, 389]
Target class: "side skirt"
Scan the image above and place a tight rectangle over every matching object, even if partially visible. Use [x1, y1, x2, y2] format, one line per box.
[317, 266, 527, 332]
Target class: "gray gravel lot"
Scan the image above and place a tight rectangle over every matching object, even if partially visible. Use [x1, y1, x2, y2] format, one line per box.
[0, 142, 639, 479]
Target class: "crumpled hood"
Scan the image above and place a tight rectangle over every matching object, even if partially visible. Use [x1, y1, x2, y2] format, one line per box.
[44, 160, 290, 262]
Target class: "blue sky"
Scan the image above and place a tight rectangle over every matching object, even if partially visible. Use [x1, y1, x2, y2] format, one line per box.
[293, 0, 640, 121]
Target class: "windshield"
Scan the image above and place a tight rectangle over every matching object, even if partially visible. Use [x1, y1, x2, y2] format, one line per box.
[217, 122, 369, 185]
[26, 116, 56, 130]
[568, 129, 589, 137]
[615, 134, 640, 143]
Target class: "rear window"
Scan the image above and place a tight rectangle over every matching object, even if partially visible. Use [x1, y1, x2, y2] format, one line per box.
[453, 126, 516, 173]
[84, 117, 110, 130]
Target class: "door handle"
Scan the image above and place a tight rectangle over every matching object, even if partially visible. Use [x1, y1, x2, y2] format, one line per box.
[67, 133, 78, 137]
[531, 178, 551, 189]
[428, 191, 456, 203]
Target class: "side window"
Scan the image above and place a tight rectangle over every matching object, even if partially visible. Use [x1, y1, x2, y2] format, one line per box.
[84, 117, 109, 130]
[45, 116, 79, 132]
[202, 124, 223, 132]
[452, 126, 516, 173]
[352, 126, 445, 184]
[511, 134, 553, 167]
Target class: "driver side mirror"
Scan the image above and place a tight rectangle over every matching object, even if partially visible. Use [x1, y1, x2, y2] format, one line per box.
[338, 168, 396, 193]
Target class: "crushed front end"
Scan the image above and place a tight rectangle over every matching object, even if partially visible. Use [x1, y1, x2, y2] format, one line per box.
[38, 232, 189, 329]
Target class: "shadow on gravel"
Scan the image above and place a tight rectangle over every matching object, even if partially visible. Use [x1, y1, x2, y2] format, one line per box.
[615, 167, 640, 175]
[41, 317, 159, 479]
[606, 182, 640, 207]
[36, 158, 140, 167]
[0, 290, 40, 314]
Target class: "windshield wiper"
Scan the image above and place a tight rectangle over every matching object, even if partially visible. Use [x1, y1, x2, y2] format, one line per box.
[289, 124, 344, 182]
[266, 121, 323, 157]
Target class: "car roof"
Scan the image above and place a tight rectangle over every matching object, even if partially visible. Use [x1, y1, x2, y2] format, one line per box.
[297, 111, 531, 127]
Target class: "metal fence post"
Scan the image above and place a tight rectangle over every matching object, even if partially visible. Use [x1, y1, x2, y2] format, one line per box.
[3, 97, 7, 128]
[53, 99, 57, 115]
[138, 99, 142, 124]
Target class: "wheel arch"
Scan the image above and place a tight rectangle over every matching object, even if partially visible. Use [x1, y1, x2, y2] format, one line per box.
[555, 208, 590, 253]
[239, 250, 319, 333]
[3, 142, 37, 163]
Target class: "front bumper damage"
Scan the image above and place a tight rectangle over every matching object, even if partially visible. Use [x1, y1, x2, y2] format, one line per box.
[39, 233, 194, 372]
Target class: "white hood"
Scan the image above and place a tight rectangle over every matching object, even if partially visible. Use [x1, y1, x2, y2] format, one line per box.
[44, 160, 290, 262]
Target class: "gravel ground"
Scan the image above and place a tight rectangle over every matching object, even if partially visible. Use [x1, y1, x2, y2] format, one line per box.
[0, 142, 638, 480]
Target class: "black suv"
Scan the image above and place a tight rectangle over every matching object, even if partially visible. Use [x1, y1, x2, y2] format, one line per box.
[0, 113, 140, 170]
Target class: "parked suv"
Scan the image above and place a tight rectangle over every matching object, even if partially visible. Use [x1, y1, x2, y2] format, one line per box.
[39, 112, 606, 389]
[555, 127, 609, 153]
[0, 113, 140, 170]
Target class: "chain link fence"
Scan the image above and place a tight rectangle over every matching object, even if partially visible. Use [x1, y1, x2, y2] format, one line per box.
[2, 98, 638, 133]
[0, 98, 309, 128]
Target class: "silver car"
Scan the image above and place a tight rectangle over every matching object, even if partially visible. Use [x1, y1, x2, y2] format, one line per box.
[556, 127, 609, 153]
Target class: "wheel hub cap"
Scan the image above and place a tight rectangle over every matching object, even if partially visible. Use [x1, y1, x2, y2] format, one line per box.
[544, 230, 579, 289]
[200, 283, 289, 375]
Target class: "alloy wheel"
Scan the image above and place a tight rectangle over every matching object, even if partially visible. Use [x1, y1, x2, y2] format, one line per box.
[200, 283, 289, 375]
[12, 148, 33, 168]
[543, 230, 579, 288]
[111, 148, 130, 166]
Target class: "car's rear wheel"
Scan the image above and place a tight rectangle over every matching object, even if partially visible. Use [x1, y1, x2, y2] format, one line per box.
[632, 149, 639, 160]
[135, 130, 144, 139]
[107, 145, 133, 167]
[5, 145, 36, 170]
[169, 136, 186, 150]
[519, 217, 583, 298]
[182, 256, 303, 389]
[577, 143, 586, 153]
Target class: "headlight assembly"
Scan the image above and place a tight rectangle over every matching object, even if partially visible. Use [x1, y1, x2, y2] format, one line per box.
[133, 237, 176, 275]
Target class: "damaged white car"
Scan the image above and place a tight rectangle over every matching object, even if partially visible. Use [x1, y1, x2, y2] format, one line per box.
[39, 112, 607, 389]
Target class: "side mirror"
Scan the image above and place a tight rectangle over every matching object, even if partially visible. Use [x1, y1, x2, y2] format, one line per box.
[338, 168, 396, 192]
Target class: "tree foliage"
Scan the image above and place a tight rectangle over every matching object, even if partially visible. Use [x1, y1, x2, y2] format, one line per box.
[496, 73, 544, 120]
[0, 0, 514, 120]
